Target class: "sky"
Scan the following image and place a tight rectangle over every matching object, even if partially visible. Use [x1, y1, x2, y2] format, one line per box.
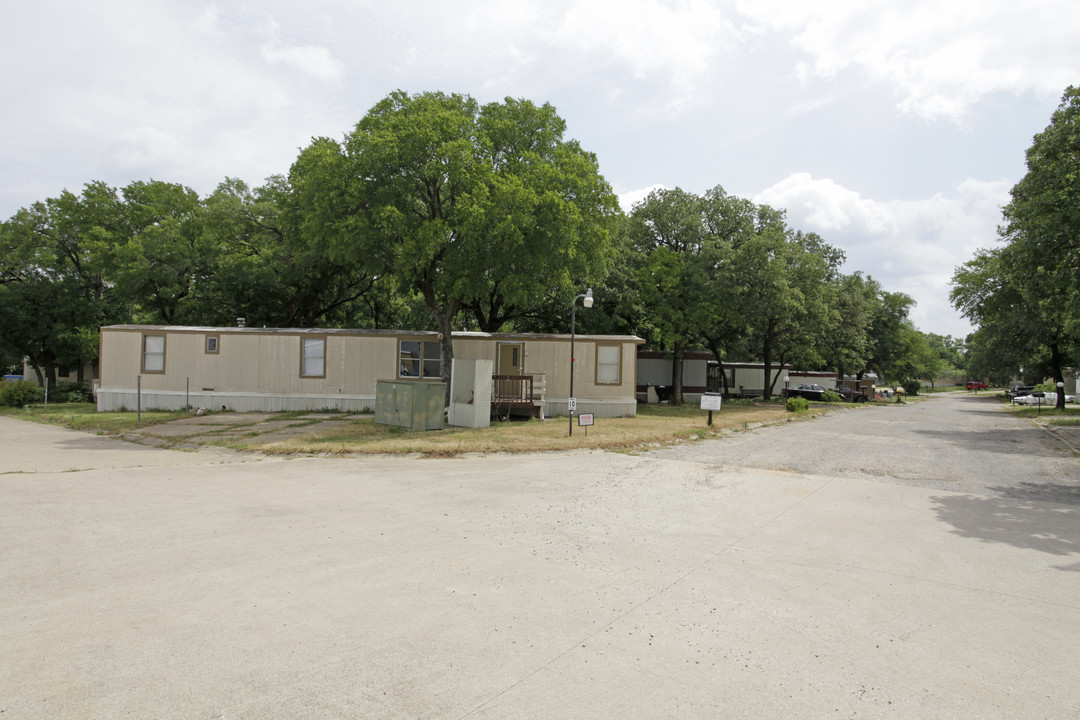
[3, 1, 1077, 338]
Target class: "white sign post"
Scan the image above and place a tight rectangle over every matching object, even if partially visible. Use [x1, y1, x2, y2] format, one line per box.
[700, 392, 722, 426]
[568, 397, 577, 412]
[578, 412, 594, 436]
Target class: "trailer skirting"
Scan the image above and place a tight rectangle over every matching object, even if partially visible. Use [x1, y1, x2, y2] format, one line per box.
[96, 389, 376, 414]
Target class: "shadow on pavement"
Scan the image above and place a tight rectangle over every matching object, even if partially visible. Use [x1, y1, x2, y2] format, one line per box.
[913, 426, 1051, 456]
[931, 487, 1080, 572]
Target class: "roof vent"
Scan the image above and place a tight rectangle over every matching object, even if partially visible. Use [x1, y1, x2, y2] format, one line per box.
[237, 317, 246, 328]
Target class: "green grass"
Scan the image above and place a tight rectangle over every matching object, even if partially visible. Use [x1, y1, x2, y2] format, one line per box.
[0, 402, 192, 433]
[921, 385, 965, 393]
[1003, 400, 1080, 423]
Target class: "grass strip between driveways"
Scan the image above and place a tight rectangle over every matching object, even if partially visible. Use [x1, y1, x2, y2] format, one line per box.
[1, 404, 189, 433]
[1, 400, 869, 456]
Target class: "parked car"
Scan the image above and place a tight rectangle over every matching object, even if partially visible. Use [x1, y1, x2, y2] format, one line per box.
[1005, 385, 1036, 399]
[965, 381, 989, 390]
[1013, 392, 1074, 405]
[784, 383, 830, 401]
[835, 385, 869, 403]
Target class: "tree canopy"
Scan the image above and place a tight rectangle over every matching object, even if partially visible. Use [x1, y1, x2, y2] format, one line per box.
[1, 88, 944, 399]
[952, 86, 1080, 407]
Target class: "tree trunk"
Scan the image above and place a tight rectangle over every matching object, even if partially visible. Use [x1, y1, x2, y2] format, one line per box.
[421, 276, 459, 408]
[1051, 341, 1066, 410]
[671, 341, 685, 405]
[43, 361, 57, 399]
[761, 334, 773, 400]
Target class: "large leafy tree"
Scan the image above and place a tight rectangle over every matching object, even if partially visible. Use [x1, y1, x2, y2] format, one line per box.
[339, 91, 619, 393]
[863, 289, 917, 381]
[111, 180, 206, 324]
[731, 220, 842, 399]
[825, 272, 876, 383]
[952, 86, 1080, 408]
[627, 187, 712, 404]
[0, 183, 128, 387]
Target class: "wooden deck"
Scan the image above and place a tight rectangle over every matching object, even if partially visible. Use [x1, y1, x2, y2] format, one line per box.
[491, 374, 546, 419]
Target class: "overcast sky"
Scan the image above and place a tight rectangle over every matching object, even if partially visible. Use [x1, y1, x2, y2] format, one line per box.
[3, 1, 1077, 338]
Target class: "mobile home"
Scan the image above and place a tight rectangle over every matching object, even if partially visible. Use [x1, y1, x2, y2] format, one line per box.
[97, 325, 643, 418]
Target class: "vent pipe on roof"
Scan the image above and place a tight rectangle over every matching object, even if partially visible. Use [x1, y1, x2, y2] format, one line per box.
[237, 317, 246, 328]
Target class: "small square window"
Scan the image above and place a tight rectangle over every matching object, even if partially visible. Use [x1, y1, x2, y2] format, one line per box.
[399, 340, 441, 379]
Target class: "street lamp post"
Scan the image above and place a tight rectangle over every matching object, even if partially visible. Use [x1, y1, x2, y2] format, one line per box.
[784, 375, 790, 397]
[569, 288, 593, 437]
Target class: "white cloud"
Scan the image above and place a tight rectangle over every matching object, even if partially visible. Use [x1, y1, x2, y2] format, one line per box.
[755, 173, 898, 236]
[734, 0, 1080, 123]
[755, 172, 1012, 336]
[618, 183, 669, 212]
[551, 0, 736, 83]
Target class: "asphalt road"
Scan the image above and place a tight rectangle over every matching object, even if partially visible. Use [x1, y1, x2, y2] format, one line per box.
[1, 393, 1078, 719]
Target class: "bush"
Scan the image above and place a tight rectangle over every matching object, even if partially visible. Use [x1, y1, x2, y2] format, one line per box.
[822, 391, 842, 403]
[53, 380, 91, 403]
[785, 396, 810, 413]
[0, 380, 45, 407]
[901, 380, 921, 396]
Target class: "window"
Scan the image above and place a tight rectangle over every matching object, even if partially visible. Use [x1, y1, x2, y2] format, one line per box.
[399, 340, 441, 379]
[301, 337, 325, 378]
[205, 335, 219, 354]
[596, 344, 621, 384]
[142, 334, 165, 373]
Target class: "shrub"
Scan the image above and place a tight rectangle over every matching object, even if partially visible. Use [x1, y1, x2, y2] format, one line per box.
[0, 380, 45, 407]
[785, 396, 810, 413]
[901, 380, 921, 396]
[822, 391, 842, 403]
[53, 381, 91, 403]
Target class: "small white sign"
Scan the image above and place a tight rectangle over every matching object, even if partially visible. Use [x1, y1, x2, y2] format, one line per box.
[568, 397, 577, 412]
[578, 413, 594, 426]
[700, 394, 723, 411]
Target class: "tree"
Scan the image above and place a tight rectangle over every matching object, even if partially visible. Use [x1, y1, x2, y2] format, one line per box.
[864, 289, 917, 382]
[111, 180, 206, 324]
[627, 187, 711, 404]
[341, 91, 619, 396]
[826, 272, 876, 384]
[731, 218, 842, 400]
[0, 183, 128, 388]
[951, 87, 1080, 408]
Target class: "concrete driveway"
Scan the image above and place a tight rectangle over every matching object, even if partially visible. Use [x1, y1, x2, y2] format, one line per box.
[1, 394, 1078, 718]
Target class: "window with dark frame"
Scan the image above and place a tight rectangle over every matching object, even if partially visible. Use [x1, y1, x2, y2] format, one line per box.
[142, 334, 165, 373]
[399, 340, 441, 379]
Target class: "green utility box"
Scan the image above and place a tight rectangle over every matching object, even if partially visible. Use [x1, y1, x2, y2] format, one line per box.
[375, 380, 446, 431]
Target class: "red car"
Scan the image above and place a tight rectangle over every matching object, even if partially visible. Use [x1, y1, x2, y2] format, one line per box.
[965, 381, 989, 390]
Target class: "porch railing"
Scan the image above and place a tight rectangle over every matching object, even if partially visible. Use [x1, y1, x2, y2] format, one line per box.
[491, 374, 546, 419]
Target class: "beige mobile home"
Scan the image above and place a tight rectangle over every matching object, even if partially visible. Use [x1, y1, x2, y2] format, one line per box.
[97, 325, 643, 418]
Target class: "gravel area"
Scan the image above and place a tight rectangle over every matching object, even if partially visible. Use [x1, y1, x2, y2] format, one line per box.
[2, 394, 1078, 718]
[654, 392, 1080, 505]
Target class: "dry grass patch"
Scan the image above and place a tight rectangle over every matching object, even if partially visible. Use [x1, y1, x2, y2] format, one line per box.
[234, 402, 829, 456]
